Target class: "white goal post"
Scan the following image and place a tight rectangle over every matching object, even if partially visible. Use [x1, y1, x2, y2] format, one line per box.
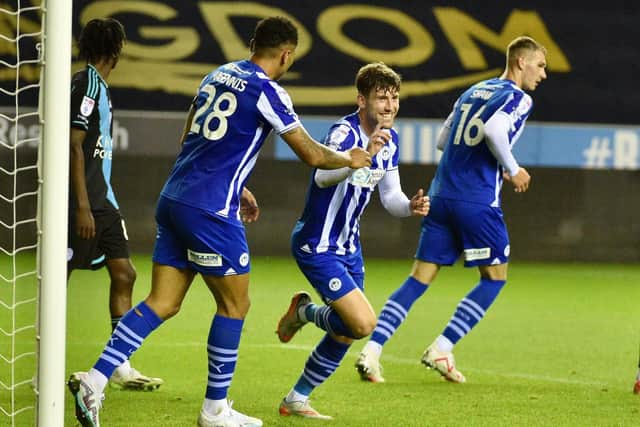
[37, 0, 72, 425]
[37, 0, 72, 427]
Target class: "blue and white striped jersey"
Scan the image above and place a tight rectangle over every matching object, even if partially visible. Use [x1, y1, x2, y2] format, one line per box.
[292, 112, 400, 255]
[429, 78, 532, 207]
[161, 60, 300, 224]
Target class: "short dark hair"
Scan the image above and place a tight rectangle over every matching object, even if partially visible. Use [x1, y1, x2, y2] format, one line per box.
[250, 16, 298, 52]
[356, 62, 401, 96]
[78, 18, 126, 64]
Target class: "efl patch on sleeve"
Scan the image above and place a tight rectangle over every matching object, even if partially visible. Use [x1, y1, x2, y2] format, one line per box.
[80, 96, 95, 117]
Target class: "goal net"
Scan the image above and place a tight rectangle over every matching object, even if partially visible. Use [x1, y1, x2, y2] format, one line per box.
[1, 0, 71, 425]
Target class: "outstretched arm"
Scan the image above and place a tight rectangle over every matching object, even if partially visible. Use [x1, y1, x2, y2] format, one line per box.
[281, 126, 371, 169]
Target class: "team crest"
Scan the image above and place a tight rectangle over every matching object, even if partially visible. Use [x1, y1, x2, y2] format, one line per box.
[239, 252, 249, 267]
[328, 278, 342, 291]
[380, 146, 391, 160]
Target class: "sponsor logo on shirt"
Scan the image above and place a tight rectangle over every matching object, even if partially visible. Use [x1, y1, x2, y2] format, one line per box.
[187, 249, 222, 267]
[349, 167, 386, 188]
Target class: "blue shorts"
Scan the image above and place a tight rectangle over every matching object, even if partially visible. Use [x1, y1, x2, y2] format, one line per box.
[292, 246, 365, 305]
[152, 196, 250, 276]
[415, 197, 510, 267]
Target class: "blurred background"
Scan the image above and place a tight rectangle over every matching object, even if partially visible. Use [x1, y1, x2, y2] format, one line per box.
[2, 0, 639, 262]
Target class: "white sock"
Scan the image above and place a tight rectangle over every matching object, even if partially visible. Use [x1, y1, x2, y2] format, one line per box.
[203, 398, 229, 416]
[87, 368, 108, 394]
[363, 340, 383, 358]
[636, 369, 640, 381]
[297, 304, 310, 323]
[285, 389, 308, 403]
[435, 335, 454, 353]
[114, 359, 131, 376]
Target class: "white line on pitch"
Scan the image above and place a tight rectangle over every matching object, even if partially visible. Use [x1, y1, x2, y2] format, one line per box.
[70, 340, 610, 388]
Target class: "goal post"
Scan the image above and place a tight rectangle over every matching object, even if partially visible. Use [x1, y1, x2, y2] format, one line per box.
[37, 0, 72, 425]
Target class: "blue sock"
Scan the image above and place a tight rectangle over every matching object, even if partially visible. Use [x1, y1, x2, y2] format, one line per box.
[94, 302, 162, 379]
[371, 276, 428, 346]
[304, 304, 356, 338]
[293, 334, 350, 397]
[442, 278, 506, 344]
[206, 315, 243, 400]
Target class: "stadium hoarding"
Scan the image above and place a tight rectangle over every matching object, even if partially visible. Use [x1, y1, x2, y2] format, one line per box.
[274, 117, 640, 170]
[2, 1, 640, 125]
[2, 107, 640, 169]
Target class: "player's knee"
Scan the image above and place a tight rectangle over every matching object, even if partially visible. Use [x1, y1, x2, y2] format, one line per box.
[153, 300, 183, 320]
[349, 316, 376, 339]
[218, 297, 251, 319]
[111, 267, 136, 289]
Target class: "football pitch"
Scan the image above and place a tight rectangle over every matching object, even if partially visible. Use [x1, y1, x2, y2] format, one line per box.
[3, 254, 640, 426]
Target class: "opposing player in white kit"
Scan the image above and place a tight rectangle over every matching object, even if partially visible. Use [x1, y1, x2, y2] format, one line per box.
[356, 36, 547, 384]
[68, 16, 371, 427]
[275, 62, 429, 419]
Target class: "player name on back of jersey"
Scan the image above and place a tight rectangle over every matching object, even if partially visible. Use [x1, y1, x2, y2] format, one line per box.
[212, 70, 247, 92]
[470, 89, 493, 100]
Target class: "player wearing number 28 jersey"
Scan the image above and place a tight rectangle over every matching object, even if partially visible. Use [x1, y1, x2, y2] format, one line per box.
[69, 17, 372, 427]
[160, 59, 300, 224]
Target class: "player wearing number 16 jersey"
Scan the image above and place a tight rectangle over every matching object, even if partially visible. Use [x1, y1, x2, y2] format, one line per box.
[69, 16, 371, 427]
[356, 36, 547, 384]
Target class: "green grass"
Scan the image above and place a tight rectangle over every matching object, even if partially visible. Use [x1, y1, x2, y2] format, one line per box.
[3, 254, 640, 426]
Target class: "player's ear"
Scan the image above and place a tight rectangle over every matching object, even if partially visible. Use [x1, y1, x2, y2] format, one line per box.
[356, 93, 366, 109]
[281, 48, 291, 66]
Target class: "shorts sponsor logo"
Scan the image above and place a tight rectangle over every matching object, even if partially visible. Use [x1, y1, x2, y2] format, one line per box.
[187, 249, 222, 267]
[80, 96, 95, 116]
[328, 278, 342, 292]
[464, 247, 491, 261]
[239, 252, 249, 267]
[504, 245, 511, 257]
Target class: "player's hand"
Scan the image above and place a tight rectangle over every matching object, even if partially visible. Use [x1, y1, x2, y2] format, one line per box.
[409, 189, 430, 216]
[347, 147, 372, 169]
[240, 187, 260, 223]
[366, 124, 391, 157]
[505, 167, 531, 193]
[75, 207, 95, 239]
